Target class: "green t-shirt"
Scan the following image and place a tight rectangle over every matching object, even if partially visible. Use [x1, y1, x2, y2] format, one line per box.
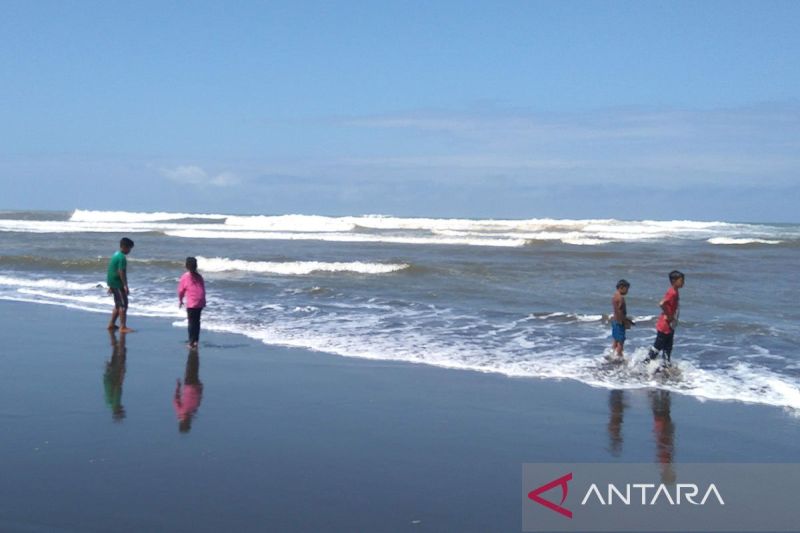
[107, 251, 127, 289]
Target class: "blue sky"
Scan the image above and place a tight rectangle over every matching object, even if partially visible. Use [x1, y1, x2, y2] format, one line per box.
[1, 1, 798, 221]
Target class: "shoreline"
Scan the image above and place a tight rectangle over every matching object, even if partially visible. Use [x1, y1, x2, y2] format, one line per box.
[1, 300, 798, 532]
[4, 293, 797, 413]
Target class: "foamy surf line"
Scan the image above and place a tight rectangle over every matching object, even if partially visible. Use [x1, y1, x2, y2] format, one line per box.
[1, 294, 798, 412]
[196, 319, 800, 413]
[0, 291, 182, 318]
[708, 237, 782, 245]
[0, 274, 104, 291]
[165, 229, 527, 247]
[0, 210, 788, 246]
[195, 256, 409, 275]
[70, 209, 228, 222]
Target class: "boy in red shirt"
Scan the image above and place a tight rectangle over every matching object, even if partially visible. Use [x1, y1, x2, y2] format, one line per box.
[647, 270, 685, 367]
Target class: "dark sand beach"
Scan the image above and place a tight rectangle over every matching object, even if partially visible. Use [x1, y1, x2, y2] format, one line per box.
[1, 301, 798, 532]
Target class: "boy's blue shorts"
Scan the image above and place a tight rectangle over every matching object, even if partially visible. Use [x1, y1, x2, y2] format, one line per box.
[611, 321, 626, 342]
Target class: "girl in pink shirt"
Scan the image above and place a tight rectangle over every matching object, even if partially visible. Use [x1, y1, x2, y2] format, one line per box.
[178, 257, 206, 348]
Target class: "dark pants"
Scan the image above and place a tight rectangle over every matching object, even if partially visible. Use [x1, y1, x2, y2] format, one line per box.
[110, 287, 128, 309]
[187, 308, 202, 344]
[651, 330, 675, 360]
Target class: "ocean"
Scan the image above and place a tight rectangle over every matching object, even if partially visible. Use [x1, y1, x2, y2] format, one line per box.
[1, 209, 798, 411]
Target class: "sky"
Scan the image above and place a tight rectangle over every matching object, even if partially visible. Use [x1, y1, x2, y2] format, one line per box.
[1, 0, 799, 221]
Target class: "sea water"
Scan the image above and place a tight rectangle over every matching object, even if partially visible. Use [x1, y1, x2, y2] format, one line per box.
[1, 209, 798, 411]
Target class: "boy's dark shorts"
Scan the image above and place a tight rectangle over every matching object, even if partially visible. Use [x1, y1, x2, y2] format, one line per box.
[611, 321, 626, 342]
[110, 287, 128, 309]
[653, 330, 674, 354]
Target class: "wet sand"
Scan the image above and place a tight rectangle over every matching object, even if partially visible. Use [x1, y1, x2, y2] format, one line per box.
[0, 301, 797, 532]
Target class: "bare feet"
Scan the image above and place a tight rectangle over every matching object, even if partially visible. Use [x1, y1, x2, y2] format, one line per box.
[107, 324, 119, 330]
[119, 327, 134, 333]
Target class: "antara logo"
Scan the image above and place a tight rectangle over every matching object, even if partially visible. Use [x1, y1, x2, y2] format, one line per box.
[528, 473, 574, 519]
[527, 473, 725, 519]
[581, 483, 725, 506]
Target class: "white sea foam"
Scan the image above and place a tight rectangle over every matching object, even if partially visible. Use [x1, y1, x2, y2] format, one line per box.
[195, 313, 800, 411]
[4, 288, 182, 317]
[70, 209, 227, 223]
[0, 219, 135, 234]
[530, 312, 604, 322]
[165, 229, 527, 247]
[0, 219, 171, 234]
[0, 295, 112, 314]
[559, 237, 614, 246]
[657, 359, 800, 409]
[195, 256, 409, 275]
[432, 229, 614, 245]
[0, 275, 103, 291]
[708, 237, 782, 245]
[2, 210, 797, 247]
[225, 214, 356, 232]
[16, 288, 117, 307]
[346, 215, 525, 232]
[3, 281, 799, 412]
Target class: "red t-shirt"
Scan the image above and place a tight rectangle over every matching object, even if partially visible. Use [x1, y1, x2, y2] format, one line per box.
[656, 287, 679, 334]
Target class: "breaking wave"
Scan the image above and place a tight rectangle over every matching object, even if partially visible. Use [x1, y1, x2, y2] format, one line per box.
[0, 274, 103, 291]
[0, 210, 792, 249]
[195, 256, 409, 275]
[225, 214, 356, 233]
[707, 237, 782, 245]
[70, 209, 227, 223]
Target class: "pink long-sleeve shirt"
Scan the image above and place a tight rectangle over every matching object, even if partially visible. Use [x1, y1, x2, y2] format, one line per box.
[178, 272, 206, 309]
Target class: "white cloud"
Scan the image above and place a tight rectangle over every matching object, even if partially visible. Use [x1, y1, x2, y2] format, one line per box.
[209, 171, 239, 187]
[160, 165, 240, 187]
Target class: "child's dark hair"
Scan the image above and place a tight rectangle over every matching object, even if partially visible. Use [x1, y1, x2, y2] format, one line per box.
[185, 257, 201, 279]
[120, 237, 134, 249]
[616, 279, 630, 289]
[668, 270, 685, 283]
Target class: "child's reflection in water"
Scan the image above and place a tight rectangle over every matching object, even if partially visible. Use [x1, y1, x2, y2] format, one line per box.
[174, 347, 204, 433]
[103, 331, 127, 421]
[607, 390, 625, 457]
[651, 389, 676, 484]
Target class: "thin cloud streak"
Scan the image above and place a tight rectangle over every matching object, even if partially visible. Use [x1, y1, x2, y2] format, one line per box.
[337, 104, 800, 185]
[346, 105, 800, 143]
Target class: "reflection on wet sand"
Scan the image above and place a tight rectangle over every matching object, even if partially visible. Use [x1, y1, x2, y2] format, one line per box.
[604, 388, 677, 482]
[103, 331, 127, 421]
[650, 389, 676, 483]
[607, 390, 625, 457]
[174, 348, 204, 433]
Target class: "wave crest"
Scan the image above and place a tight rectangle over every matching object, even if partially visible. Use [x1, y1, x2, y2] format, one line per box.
[708, 237, 782, 245]
[70, 209, 227, 223]
[225, 214, 355, 232]
[0, 210, 791, 248]
[195, 256, 409, 275]
[0, 275, 103, 291]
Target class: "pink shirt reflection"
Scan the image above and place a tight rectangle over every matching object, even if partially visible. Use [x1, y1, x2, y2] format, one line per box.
[174, 381, 203, 431]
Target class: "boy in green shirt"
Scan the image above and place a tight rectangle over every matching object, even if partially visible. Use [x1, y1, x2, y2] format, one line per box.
[107, 237, 134, 332]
